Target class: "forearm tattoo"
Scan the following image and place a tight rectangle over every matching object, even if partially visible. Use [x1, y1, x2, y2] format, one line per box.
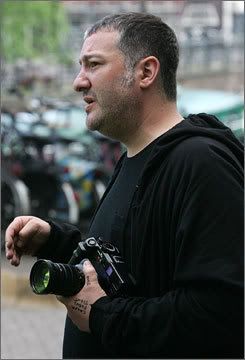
[72, 298, 89, 314]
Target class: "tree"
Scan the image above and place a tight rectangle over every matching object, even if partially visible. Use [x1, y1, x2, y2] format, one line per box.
[1, 0, 70, 63]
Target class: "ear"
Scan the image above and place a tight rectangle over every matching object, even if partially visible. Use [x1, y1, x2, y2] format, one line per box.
[137, 56, 160, 89]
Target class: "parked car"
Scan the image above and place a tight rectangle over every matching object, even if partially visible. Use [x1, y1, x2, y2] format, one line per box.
[177, 85, 244, 142]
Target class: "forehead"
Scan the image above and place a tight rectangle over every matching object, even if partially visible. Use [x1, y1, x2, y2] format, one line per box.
[81, 30, 121, 58]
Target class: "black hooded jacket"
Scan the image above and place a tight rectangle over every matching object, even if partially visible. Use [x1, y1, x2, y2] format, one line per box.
[38, 114, 244, 358]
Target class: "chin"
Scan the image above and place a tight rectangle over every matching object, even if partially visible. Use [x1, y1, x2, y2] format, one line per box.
[99, 127, 122, 142]
[86, 117, 98, 131]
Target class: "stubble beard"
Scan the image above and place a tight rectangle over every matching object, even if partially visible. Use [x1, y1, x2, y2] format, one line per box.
[87, 72, 141, 142]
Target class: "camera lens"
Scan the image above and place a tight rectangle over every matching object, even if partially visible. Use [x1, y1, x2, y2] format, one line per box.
[30, 259, 85, 296]
[31, 261, 51, 294]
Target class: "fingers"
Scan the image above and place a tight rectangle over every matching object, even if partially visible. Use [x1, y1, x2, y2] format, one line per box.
[16, 220, 40, 249]
[5, 217, 24, 247]
[5, 216, 50, 266]
[7, 237, 22, 267]
[5, 217, 26, 262]
[10, 249, 21, 266]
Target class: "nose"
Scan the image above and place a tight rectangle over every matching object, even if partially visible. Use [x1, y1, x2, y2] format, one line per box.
[73, 69, 91, 92]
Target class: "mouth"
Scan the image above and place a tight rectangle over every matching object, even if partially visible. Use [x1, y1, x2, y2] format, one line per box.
[83, 96, 96, 112]
[85, 102, 95, 113]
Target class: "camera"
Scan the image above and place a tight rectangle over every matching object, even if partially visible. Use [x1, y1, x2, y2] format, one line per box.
[29, 237, 136, 297]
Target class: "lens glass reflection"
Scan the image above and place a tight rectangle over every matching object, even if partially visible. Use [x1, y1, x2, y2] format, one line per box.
[33, 263, 50, 293]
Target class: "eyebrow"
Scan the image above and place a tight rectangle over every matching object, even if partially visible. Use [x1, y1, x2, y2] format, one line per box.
[79, 54, 104, 65]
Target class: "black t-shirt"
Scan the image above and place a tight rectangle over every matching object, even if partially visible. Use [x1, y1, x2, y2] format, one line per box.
[63, 141, 155, 359]
[88, 140, 156, 245]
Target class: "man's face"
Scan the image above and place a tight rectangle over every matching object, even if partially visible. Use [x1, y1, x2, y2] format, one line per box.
[73, 30, 141, 140]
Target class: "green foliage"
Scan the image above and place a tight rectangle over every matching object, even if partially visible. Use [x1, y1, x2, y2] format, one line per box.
[1, 0, 70, 63]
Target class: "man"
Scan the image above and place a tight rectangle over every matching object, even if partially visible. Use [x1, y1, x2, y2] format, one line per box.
[5, 12, 244, 358]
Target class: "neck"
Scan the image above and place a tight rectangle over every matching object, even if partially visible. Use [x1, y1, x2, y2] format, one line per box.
[124, 101, 183, 157]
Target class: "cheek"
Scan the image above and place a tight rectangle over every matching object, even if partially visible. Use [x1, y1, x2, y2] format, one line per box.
[94, 73, 134, 105]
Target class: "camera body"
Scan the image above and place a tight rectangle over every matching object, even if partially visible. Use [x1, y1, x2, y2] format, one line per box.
[30, 237, 136, 297]
[69, 237, 135, 296]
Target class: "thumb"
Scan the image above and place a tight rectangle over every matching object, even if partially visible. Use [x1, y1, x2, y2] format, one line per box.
[82, 259, 98, 283]
[82, 259, 95, 272]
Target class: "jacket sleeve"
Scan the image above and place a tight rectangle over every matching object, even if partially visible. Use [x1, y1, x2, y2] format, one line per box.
[89, 139, 244, 358]
[35, 155, 126, 263]
[36, 220, 82, 263]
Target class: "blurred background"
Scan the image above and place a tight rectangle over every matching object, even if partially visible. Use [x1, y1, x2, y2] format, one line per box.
[1, 1, 244, 359]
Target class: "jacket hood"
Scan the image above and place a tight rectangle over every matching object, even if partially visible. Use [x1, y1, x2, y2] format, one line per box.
[141, 113, 244, 183]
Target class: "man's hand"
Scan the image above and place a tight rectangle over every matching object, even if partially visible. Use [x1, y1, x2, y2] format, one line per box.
[5, 216, 51, 266]
[57, 260, 106, 333]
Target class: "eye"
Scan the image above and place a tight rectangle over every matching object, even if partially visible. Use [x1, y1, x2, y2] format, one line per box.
[90, 62, 99, 68]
